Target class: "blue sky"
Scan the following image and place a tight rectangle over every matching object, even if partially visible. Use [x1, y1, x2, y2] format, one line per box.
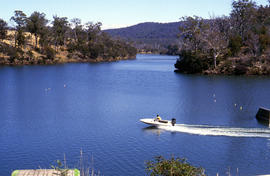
[1, 0, 269, 29]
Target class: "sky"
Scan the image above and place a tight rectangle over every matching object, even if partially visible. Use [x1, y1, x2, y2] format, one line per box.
[1, 0, 269, 29]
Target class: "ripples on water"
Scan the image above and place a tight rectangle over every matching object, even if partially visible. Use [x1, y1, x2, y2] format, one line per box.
[1, 54, 270, 175]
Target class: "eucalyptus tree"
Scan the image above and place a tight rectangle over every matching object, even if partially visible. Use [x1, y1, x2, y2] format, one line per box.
[52, 16, 69, 50]
[178, 16, 206, 52]
[10, 10, 27, 47]
[230, 0, 257, 41]
[70, 18, 83, 43]
[85, 22, 102, 42]
[201, 17, 229, 68]
[0, 18, 8, 41]
[27, 11, 48, 48]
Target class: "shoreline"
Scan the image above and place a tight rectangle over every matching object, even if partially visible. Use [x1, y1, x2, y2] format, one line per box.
[0, 55, 136, 67]
[174, 69, 270, 76]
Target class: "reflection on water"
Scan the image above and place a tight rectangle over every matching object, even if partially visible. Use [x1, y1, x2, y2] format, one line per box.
[142, 126, 164, 136]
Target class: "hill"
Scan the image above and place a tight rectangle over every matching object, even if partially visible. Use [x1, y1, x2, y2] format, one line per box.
[104, 22, 182, 53]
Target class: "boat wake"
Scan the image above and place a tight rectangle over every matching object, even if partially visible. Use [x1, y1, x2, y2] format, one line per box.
[157, 124, 270, 138]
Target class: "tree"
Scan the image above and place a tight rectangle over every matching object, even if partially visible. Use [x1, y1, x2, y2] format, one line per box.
[230, 0, 257, 41]
[146, 156, 206, 176]
[0, 18, 8, 41]
[10, 10, 27, 47]
[179, 16, 206, 52]
[70, 18, 82, 43]
[85, 22, 102, 42]
[166, 44, 179, 55]
[52, 16, 69, 50]
[200, 18, 228, 68]
[27, 11, 48, 48]
[228, 35, 242, 56]
[39, 25, 52, 48]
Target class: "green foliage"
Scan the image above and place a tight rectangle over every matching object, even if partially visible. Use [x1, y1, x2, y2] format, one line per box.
[175, 50, 210, 73]
[230, 0, 257, 40]
[228, 35, 242, 56]
[10, 10, 27, 30]
[166, 44, 179, 55]
[146, 156, 205, 176]
[10, 10, 27, 48]
[85, 22, 102, 42]
[67, 26, 136, 60]
[38, 26, 51, 48]
[51, 160, 69, 176]
[16, 29, 26, 47]
[0, 18, 7, 41]
[43, 46, 56, 60]
[175, 0, 270, 74]
[26, 11, 48, 48]
[258, 26, 270, 52]
[52, 16, 69, 47]
[1, 10, 136, 65]
[179, 16, 206, 52]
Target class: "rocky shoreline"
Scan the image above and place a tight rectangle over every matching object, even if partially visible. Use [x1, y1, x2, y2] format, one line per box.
[0, 54, 136, 66]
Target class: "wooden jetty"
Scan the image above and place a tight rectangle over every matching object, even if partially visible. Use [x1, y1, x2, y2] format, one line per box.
[11, 169, 80, 176]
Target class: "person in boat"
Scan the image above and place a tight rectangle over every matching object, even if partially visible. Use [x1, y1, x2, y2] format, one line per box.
[155, 114, 161, 121]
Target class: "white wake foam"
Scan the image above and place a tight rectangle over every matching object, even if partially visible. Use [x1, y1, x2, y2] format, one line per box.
[158, 124, 270, 138]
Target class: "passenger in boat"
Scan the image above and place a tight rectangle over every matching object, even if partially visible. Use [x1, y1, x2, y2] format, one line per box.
[156, 114, 161, 121]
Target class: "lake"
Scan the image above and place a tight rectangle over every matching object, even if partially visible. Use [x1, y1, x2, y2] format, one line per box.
[1, 54, 270, 175]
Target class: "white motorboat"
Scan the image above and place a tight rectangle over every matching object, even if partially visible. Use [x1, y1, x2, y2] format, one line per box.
[140, 118, 176, 127]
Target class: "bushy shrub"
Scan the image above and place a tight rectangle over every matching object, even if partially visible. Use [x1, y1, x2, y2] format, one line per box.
[175, 50, 210, 73]
[43, 46, 55, 60]
[146, 156, 206, 176]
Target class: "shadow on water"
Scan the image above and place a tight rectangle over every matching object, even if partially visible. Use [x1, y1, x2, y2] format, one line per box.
[142, 126, 177, 136]
[256, 119, 270, 127]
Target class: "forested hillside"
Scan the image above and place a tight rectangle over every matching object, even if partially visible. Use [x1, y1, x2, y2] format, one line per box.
[104, 22, 181, 54]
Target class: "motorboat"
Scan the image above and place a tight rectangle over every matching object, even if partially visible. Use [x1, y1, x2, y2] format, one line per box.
[140, 118, 176, 127]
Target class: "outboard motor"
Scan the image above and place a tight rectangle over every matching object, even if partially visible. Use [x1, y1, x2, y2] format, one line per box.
[171, 118, 176, 126]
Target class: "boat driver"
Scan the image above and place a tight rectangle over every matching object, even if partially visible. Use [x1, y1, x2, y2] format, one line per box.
[156, 114, 161, 121]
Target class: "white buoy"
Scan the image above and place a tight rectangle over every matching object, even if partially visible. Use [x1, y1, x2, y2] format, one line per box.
[214, 99, 217, 103]
[64, 84, 66, 88]
[234, 103, 237, 107]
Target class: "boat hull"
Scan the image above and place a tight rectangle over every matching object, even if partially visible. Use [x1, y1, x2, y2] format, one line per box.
[140, 118, 173, 127]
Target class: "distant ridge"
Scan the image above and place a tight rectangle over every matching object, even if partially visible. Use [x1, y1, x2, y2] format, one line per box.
[104, 22, 182, 52]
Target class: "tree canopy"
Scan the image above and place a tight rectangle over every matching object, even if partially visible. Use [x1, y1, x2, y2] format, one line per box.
[0, 10, 136, 65]
[175, 0, 270, 75]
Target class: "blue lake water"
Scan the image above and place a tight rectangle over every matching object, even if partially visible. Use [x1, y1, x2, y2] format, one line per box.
[1, 54, 270, 175]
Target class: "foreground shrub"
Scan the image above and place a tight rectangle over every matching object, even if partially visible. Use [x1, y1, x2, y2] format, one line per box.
[146, 156, 206, 176]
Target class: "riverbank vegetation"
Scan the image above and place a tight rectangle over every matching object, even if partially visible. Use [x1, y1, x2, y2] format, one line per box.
[175, 0, 270, 75]
[146, 156, 206, 176]
[0, 11, 136, 66]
